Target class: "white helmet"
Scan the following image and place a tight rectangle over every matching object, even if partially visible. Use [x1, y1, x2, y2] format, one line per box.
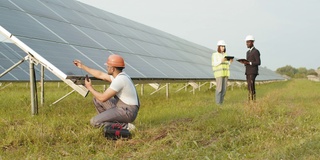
[245, 35, 255, 41]
[217, 40, 227, 46]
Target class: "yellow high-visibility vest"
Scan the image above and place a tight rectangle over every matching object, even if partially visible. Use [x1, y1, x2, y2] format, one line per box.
[212, 52, 230, 78]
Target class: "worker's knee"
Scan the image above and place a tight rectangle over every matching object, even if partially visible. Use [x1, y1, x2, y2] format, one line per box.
[90, 117, 100, 128]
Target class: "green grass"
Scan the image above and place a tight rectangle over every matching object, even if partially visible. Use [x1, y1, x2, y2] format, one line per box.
[0, 79, 320, 159]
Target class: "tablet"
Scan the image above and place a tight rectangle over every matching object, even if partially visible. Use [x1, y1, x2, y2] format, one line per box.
[224, 56, 234, 60]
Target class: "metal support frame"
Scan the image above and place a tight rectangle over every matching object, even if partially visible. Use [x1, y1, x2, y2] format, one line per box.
[175, 81, 202, 95]
[175, 83, 189, 93]
[210, 81, 216, 89]
[0, 56, 28, 78]
[198, 82, 208, 91]
[188, 82, 198, 95]
[149, 83, 160, 90]
[227, 81, 234, 91]
[150, 83, 170, 98]
[150, 85, 167, 95]
[0, 82, 12, 91]
[0, 25, 89, 115]
[50, 90, 76, 106]
[0, 54, 43, 111]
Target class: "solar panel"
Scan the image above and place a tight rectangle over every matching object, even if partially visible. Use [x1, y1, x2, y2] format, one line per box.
[0, 0, 284, 85]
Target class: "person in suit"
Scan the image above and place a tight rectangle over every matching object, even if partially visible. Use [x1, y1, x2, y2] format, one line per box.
[240, 35, 261, 101]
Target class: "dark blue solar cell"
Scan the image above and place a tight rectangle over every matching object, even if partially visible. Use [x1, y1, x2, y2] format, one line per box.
[0, 0, 284, 82]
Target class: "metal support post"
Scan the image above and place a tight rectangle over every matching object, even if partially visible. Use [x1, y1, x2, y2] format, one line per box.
[193, 86, 195, 95]
[141, 84, 144, 96]
[29, 60, 38, 115]
[166, 83, 169, 99]
[40, 65, 44, 105]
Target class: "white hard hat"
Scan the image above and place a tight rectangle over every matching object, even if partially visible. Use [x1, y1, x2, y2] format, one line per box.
[245, 35, 255, 41]
[217, 40, 227, 46]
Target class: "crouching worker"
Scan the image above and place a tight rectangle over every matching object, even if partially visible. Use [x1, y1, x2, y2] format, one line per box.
[73, 54, 139, 131]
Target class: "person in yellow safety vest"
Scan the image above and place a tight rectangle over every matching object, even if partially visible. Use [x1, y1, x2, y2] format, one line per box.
[212, 40, 233, 105]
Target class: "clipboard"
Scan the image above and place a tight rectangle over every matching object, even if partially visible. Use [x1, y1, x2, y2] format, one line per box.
[237, 59, 249, 63]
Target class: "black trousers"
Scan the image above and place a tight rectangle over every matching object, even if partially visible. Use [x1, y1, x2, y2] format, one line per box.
[246, 74, 257, 95]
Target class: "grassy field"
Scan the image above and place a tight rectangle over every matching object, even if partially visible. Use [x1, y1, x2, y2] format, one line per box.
[0, 79, 320, 159]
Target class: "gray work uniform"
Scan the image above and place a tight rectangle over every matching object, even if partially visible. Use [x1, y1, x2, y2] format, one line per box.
[90, 72, 139, 127]
[90, 96, 139, 127]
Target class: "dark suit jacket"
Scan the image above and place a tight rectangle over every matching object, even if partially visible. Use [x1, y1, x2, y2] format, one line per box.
[245, 47, 261, 75]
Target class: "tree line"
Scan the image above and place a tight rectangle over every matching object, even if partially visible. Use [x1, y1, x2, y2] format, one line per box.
[276, 65, 318, 78]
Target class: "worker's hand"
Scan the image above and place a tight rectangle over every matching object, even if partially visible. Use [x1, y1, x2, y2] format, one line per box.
[73, 59, 83, 69]
[230, 59, 234, 63]
[243, 61, 250, 65]
[84, 77, 92, 89]
[222, 58, 227, 62]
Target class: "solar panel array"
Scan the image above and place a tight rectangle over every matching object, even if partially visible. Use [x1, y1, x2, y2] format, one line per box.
[0, 0, 284, 82]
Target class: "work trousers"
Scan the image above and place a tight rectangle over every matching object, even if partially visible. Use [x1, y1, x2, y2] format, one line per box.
[246, 74, 257, 100]
[215, 76, 228, 105]
[90, 97, 139, 128]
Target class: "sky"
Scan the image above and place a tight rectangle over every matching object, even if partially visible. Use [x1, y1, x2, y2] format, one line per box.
[3, 0, 319, 71]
